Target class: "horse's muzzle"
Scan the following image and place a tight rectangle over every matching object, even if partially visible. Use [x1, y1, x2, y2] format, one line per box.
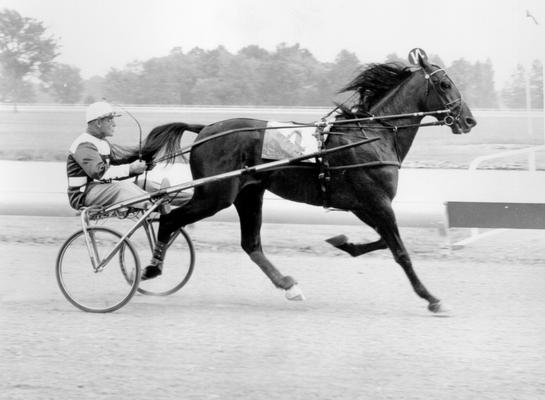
[451, 104, 477, 134]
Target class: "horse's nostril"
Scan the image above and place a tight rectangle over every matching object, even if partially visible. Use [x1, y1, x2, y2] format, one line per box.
[466, 117, 477, 127]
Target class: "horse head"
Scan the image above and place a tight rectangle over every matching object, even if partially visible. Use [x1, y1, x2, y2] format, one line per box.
[414, 54, 477, 134]
[338, 51, 476, 135]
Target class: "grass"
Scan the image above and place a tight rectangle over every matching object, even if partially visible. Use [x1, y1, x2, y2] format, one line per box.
[1, 106, 544, 168]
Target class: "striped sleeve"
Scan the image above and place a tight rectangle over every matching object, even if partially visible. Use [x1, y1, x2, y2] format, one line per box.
[72, 142, 107, 180]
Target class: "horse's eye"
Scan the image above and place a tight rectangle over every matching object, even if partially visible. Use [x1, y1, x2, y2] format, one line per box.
[440, 81, 452, 90]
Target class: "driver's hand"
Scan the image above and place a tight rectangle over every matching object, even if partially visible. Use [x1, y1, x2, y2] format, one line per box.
[129, 160, 147, 176]
[146, 161, 156, 171]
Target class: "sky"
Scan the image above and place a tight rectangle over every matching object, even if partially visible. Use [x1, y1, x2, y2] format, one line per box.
[1, 0, 545, 89]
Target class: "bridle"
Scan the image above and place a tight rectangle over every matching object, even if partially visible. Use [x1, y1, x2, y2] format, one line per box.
[422, 67, 463, 127]
[141, 65, 467, 168]
[319, 65, 466, 133]
[312, 66, 467, 178]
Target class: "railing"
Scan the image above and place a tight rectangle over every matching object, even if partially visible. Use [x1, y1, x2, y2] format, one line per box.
[450, 144, 545, 249]
[468, 145, 545, 171]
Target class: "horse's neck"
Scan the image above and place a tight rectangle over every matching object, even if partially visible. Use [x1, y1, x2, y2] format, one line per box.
[370, 83, 424, 162]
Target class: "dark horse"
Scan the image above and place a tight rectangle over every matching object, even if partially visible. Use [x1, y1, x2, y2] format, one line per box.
[140, 54, 476, 313]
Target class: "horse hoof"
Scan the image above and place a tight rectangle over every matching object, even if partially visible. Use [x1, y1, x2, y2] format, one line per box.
[285, 284, 306, 301]
[325, 234, 348, 248]
[428, 301, 452, 316]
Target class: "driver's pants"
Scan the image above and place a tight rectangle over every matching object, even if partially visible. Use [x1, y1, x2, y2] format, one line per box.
[84, 178, 191, 209]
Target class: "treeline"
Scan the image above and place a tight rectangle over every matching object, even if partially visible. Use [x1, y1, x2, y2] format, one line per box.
[1, 9, 543, 109]
[99, 44, 357, 107]
[57, 44, 545, 109]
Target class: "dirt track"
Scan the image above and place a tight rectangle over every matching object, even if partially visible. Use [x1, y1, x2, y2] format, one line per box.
[1, 216, 545, 400]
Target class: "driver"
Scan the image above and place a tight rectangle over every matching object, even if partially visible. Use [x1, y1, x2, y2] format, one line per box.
[66, 101, 153, 210]
[66, 101, 191, 280]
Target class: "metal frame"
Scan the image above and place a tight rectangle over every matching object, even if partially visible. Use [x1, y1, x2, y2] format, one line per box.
[80, 198, 166, 272]
[451, 145, 545, 249]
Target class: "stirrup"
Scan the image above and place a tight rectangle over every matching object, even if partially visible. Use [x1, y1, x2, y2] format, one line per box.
[141, 262, 163, 281]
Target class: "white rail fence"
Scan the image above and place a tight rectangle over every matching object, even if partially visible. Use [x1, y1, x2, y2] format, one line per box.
[448, 145, 545, 248]
[3, 156, 545, 250]
[0, 161, 447, 228]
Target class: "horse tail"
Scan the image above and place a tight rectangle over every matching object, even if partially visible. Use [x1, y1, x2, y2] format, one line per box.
[141, 122, 206, 163]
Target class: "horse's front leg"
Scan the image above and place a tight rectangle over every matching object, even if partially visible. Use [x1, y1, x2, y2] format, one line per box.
[352, 206, 449, 314]
[234, 185, 304, 301]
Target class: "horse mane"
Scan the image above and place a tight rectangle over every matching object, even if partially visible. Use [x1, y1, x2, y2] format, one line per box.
[338, 62, 413, 114]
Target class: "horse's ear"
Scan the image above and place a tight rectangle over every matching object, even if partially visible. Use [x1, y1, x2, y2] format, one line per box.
[418, 54, 431, 70]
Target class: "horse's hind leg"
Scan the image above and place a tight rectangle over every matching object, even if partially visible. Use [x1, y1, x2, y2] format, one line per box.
[326, 235, 387, 257]
[325, 208, 388, 256]
[352, 206, 447, 314]
[234, 185, 304, 301]
[142, 186, 235, 280]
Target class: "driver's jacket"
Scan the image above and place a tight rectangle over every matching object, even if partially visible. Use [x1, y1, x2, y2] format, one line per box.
[66, 132, 138, 209]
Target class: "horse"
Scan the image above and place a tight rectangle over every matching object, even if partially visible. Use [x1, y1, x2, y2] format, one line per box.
[139, 54, 476, 313]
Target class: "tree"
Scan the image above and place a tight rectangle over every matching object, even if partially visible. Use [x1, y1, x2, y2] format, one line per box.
[325, 50, 361, 103]
[501, 64, 527, 109]
[530, 59, 543, 109]
[428, 54, 446, 68]
[256, 43, 323, 105]
[87, 41, 509, 108]
[448, 58, 476, 105]
[471, 59, 498, 108]
[82, 75, 106, 104]
[41, 63, 83, 103]
[0, 63, 34, 101]
[0, 9, 59, 106]
[238, 45, 269, 61]
[332, 50, 361, 80]
[103, 62, 143, 103]
[385, 52, 404, 63]
[500, 60, 543, 109]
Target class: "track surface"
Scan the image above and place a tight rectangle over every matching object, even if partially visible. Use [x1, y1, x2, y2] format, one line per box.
[1, 218, 545, 400]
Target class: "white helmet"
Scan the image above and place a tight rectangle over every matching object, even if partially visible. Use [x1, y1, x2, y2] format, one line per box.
[85, 101, 122, 123]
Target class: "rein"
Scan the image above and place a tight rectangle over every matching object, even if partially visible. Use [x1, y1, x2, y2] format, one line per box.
[154, 122, 319, 164]
[319, 109, 452, 127]
[319, 67, 463, 170]
[327, 118, 451, 132]
[153, 66, 461, 173]
[328, 160, 401, 170]
[154, 109, 452, 164]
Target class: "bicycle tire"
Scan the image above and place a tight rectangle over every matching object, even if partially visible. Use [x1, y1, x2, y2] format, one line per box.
[122, 225, 195, 297]
[56, 226, 141, 313]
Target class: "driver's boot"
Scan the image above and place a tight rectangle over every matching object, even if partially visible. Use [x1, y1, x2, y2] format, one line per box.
[141, 241, 167, 281]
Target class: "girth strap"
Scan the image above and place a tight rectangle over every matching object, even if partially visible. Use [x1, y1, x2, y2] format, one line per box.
[318, 157, 331, 208]
[315, 128, 331, 208]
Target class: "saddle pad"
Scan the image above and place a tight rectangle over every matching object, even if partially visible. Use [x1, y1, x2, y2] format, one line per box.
[261, 121, 323, 162]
